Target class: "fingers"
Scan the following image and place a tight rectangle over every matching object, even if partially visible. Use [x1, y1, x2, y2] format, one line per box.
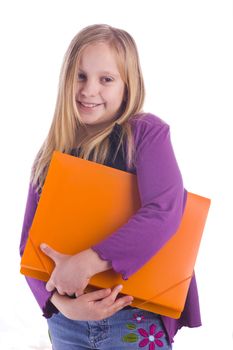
[106, 284, 123, 303]
[85, 285, 130, 305]
[75, 286, 88, 298]
[112, 294, 134, 311]
[67, 293, 77, 299]
[45, 270, 59, 293]
[100, 285, 134, 312]
[67, 291, 84, 298]
[104, 285, 133, 305]
[85, 288, 112, 302]
[45, 279, 56, 292]
[40, 243, 62, 264]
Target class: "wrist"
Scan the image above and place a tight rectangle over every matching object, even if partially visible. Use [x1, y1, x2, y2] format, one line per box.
[50, 291, 61, 306]
[85, 248, 112, 276]
[50, 291, 68, 308]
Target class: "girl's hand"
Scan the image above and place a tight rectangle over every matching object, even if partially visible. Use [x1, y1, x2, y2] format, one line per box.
[40, 244, 94, 297]
[51, 285, 134, 321]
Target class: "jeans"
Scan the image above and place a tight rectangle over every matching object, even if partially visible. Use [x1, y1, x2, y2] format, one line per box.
[47, 306, 172, 349]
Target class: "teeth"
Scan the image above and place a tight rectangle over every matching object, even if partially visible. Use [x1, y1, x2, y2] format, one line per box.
[81, 102, 99, 108]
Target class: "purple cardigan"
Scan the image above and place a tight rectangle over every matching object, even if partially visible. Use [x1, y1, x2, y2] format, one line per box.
[19, 113, 201, 344]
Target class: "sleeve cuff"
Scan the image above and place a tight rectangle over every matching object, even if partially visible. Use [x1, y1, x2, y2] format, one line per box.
[91, 246, 129, 281]
[42, 293, 59, 319]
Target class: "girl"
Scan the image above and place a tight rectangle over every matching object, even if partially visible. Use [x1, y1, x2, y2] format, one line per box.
[20, 24, 202, 349]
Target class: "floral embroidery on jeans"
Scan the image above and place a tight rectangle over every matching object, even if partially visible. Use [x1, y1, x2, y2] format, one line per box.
[138, 323, 164, 349]
[122, 312, 166, 348]
[133, 313, 145, 323]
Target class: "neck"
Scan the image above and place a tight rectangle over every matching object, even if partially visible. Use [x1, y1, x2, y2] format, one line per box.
[85, 120, 113, 135]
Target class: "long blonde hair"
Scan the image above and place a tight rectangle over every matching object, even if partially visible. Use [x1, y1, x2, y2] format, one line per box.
[30, 24, 145, 193]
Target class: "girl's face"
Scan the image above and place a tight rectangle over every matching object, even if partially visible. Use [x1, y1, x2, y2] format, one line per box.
[75, 43, 125, 130]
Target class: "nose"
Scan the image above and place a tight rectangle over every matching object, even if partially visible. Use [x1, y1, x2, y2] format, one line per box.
[80, 79, 100, 98]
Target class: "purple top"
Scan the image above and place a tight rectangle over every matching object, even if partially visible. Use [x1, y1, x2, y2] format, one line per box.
[19, 113, 201, 344]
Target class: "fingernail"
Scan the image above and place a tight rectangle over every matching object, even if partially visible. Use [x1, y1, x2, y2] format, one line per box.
[40, 243, 46, 250]
[117, 284, 123, 290]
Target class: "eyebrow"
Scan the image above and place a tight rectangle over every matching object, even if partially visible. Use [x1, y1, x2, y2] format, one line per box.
[78, 68, 119, 78]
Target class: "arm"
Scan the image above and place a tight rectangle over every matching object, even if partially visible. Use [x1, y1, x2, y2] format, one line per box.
[92, 115, 186, 280]
[49, 286, 133, 321]
[19, 181, 57, 317]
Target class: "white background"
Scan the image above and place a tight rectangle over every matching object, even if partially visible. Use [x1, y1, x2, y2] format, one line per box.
[0, 0, 232, 349]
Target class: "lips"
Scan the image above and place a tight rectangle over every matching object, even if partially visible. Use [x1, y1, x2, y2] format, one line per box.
[80, 102, 99, 107]
[77, 101, 104, 112]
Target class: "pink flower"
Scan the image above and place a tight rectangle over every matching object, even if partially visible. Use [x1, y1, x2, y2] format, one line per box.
[138, 324, 164, 349]
[133, 313, 145, 323]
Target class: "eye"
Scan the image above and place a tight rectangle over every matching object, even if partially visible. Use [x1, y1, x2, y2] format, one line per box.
[101, 76, 114, 83]
[77, 73, 86, 81]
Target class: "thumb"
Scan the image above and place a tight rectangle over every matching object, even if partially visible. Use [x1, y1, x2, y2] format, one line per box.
[86, 288, 112, 302]
[40, 243, 61, 264]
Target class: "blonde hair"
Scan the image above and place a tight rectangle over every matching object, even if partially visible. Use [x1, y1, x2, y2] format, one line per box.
[30, 24, 145, 193]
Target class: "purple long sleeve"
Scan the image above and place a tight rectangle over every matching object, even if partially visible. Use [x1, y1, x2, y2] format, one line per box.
[92, 115, 185, 280]
[19, 182, 58, 317]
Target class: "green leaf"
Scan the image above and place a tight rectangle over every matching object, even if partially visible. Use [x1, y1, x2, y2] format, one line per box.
[126, 323, 137, 330]
[122, 333, 139, 343]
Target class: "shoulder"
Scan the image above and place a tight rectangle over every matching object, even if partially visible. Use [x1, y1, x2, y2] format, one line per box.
[129, 112, 169, 127]
[128, 112, 170, 146]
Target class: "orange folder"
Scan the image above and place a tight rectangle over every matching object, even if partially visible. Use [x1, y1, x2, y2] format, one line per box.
[20, 150, 211, 318]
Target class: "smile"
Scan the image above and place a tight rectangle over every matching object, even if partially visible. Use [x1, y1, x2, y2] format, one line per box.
[78, 101, 102, 108]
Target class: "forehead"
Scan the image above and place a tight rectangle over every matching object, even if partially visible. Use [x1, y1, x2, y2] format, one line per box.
[78, 43, 120, 75]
